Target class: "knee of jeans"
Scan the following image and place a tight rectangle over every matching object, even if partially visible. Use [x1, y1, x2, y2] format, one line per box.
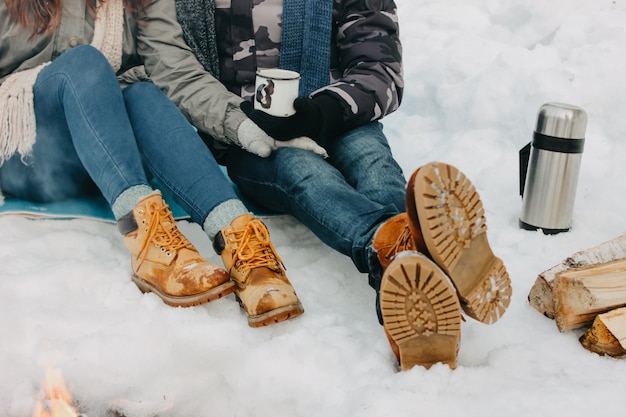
[63, 45, 109, 69]
[122, 83, 167, 115]
[277, 149, 333, 179]
[123, 82, 161, 99]
[41, 45, 116, 91]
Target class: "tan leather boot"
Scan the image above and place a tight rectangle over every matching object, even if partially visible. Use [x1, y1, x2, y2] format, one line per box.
[380, 253, 461, 370]
[406, 162, 512, 324]
[372, 213, 428, 270]
[118, 192, 234, 307]
[213, 214, 304, 327]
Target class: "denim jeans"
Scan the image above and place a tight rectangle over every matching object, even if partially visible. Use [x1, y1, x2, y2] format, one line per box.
[0, 45, 237, 225]
[224, 122, 407, 289]
[122, 82, 238, 226]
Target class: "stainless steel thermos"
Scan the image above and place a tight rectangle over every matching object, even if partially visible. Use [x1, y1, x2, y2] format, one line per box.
[519, 102, 587, 234]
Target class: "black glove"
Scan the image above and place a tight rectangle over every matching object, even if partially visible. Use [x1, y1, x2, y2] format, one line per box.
[241, 95, 344, 149]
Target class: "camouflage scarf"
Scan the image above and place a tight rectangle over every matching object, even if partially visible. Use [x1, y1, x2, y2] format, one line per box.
[280, 0, 333, 96]
[174, 0, 220, 77]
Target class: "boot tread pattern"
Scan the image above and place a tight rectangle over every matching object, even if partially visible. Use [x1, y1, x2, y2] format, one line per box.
[463, 258, 511, 324]
[381, 257, 461, 343]
[421, 164, 487, 271]
[413, 162, 512, 325]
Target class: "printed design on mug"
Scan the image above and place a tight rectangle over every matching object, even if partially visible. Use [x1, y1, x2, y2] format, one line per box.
[255, 80, 275, 109]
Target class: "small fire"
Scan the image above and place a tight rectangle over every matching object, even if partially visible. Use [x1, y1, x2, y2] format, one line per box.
[32, 369, 81, 417]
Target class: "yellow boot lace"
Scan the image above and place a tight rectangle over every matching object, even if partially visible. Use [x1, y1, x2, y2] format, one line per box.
[136, 200, 193, 263]
[382, 224, 414, 263]
[228, 218, 284, 273]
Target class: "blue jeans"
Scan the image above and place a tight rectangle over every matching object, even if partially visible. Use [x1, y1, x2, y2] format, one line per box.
[122, 82, 238, 225]
[224, 122, 407, 290]
[0, 45, 237, 225]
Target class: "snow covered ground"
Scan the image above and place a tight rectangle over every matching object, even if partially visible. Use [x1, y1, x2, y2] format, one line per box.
[2, 0, 626, 416]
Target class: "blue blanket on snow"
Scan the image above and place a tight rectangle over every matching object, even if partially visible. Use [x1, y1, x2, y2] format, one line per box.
[0, 168, 274, 222]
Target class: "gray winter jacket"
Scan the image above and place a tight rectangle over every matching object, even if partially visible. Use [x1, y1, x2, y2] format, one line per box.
[1, 0, 403, 148]
[0, 0, 246, 144]
[1, 0, 130, 82]
[155, 0, 404, 157]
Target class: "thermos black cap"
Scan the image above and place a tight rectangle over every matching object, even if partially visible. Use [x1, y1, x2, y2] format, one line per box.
[535, 102, 587, 139]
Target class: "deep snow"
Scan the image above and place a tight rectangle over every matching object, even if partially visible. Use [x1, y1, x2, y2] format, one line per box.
[2, 0, 626, 416]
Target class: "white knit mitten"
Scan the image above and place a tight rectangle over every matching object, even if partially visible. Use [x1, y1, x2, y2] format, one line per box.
[237, 119, 328, 158]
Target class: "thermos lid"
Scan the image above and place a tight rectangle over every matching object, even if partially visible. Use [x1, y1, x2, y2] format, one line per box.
[535, 102, 587, 139]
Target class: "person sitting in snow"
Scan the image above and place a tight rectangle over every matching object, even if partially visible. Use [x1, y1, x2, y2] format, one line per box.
[144, 0, 512, 369]
[0, 0, 333, 327]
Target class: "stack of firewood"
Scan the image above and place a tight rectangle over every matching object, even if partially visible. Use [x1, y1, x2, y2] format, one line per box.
[528, 233, 626, 358]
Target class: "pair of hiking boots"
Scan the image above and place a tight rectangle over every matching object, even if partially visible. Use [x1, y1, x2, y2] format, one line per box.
[117, 192, 302, 328]
[373, 162, 512, 370]
[117, 161, 512, 371]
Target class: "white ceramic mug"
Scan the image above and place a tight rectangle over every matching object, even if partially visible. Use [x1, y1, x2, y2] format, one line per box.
[254, 69, 301, 117]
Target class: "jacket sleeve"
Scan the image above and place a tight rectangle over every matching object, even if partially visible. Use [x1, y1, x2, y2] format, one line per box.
[318, 0, 403, 130]
[135, 0, 246, 144]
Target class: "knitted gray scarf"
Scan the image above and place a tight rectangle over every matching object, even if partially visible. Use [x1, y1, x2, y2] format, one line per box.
[174, 0, 220, 77]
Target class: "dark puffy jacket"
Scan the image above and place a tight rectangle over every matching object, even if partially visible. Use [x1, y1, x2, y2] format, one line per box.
[215, 0, 404, 131]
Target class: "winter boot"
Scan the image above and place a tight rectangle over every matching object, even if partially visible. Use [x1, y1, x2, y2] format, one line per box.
[406, 162, 512, 324]
[372, 213, 429, 270]
[380, 253, 462, 370]
[213, 214, 304, 327]
[118, 192, 234, 307]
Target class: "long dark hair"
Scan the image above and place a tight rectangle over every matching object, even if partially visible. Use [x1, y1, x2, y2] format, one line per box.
[5, 0, 152, 36]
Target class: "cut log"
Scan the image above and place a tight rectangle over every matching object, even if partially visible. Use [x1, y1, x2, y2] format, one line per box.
[580, 307, 626, 358]
[552, 258, 626, 331]
[528, 232, 626, 319]
[527, 279, 552, 318]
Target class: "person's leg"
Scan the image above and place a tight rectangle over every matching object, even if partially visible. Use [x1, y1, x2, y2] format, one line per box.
[225, 126, 402, 274]
[0, 46, 148, 206]
[123, 82, 302, 326]
[122, 82, 246, 228]
[3, 46, 150, 206]
[379, 162, 513, 371]
[0, 45, 234, 306]
[327, 122, 406, 213]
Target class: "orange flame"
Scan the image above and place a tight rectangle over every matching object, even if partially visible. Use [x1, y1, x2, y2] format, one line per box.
[32, 369, 80, 417]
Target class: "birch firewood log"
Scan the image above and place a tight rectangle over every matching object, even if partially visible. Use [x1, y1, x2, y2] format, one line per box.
[528, 233, 626, 319]
[552, 259, 626, 331]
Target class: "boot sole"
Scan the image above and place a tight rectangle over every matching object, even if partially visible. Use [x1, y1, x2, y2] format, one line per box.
[407, 162, 512, 324]
[380, 254, 461, 370]
[241, 298, 305, 328]
[132, 275, 236, 307]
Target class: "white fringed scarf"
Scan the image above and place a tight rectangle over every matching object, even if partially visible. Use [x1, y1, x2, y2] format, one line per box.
[0, 0, 124, 165]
